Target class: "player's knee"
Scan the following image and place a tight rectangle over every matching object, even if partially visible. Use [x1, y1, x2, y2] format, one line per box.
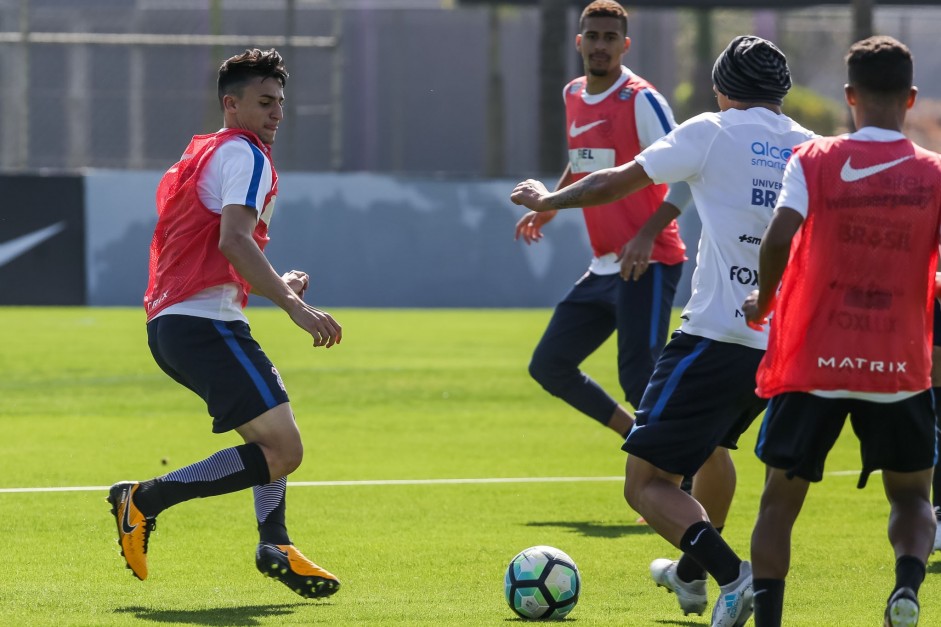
[528, 354, 570, 394]
[623, 474, 642, 511]
[267, 439, 304, 478]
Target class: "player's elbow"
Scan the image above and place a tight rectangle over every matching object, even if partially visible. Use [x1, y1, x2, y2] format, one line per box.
[218, 231, 253, 260]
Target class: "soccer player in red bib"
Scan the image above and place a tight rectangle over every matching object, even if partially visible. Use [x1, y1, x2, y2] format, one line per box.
[743, 37, 941, 627]
[106, 49, 342, 599]
[514, 0, 687, 439]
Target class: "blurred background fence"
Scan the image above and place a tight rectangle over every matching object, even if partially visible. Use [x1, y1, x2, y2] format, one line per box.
[2, 0, 941, 177]
[2, 1, 941, 308]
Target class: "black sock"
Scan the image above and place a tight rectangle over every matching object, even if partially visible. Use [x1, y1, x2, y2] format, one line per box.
[679, 521, 740, 586]
[135, 443, 270, 518]
[255, 476, 291, 545]
[753, 578, 785, 627]
[676, 525, 722, 582]
[894, 555, 926, 595]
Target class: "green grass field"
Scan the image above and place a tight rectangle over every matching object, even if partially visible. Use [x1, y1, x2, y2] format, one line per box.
[1, 307, 937, 626]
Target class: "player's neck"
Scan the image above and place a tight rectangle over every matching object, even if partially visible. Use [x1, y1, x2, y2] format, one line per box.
[584, 68, 622, 95]
[852, 111, 905, 133]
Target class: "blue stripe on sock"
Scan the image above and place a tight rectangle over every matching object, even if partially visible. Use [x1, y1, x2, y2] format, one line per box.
[212, 320, 278, 409]
[643, 89, 672, 135]
[648, 337, 711, 422]
[649, 263, 662, 350]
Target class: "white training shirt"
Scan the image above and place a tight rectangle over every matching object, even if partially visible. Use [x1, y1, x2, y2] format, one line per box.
[154, 133, 274, 323]
[571, 66, 692, 275]
[636, 107, 816, 350]
[776, 126, 921, 403]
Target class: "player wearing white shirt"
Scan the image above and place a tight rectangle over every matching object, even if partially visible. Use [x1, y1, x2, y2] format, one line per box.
[637, 106, 815, 350]
[512, 35, 807, 627]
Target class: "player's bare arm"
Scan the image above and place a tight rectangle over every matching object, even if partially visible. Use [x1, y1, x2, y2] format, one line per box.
[618, 202, 681, 281]
[510, 161, 654, 213]
[220, 204, 342, 347]
[742, 206, 804, 329]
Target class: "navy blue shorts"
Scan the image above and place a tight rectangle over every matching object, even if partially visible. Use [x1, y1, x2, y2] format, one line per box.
[756, 390, 937, 487]
[622, 331, 767, 477]
[147, 315, 290, 433]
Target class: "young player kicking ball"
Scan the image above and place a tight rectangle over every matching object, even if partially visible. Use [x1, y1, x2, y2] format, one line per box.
[512, 35, 815, 626]
[743, 36, 941, 627]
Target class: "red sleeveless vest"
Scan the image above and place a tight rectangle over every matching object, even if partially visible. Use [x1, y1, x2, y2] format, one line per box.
[144, 129, 278, 320]
[564, 73, 685, 264]
[756, 136, 941, 396]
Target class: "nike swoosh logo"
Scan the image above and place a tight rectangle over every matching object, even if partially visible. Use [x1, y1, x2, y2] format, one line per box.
[569, 120, 606, 138]
[121, 488, 138, 535]
[839, 155, 913, 182]
[0, 222, 67, 269]
[688, 528, 707, 546]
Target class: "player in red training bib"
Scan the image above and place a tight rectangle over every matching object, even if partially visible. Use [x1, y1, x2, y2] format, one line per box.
[108, 49, 342, 599]
[743, 36, 941, 627]
[513, 0, 687, 440]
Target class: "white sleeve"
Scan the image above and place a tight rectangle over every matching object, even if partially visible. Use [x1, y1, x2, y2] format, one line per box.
[775, 156, 809, 218]
[198, 138, 273, 215]
[635, 114, 713, 185]
[634, 88, 678, 149]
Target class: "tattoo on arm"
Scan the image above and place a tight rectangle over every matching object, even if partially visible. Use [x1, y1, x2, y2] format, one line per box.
[549, 175, 604, 209]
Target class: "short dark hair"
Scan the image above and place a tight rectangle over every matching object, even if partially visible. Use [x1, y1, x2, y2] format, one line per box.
[579, 0, 628, 35]
[217, 48, 289, 108]
[846, 36, 912, 97]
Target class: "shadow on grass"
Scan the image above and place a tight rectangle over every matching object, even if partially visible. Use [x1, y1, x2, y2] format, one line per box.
[503, 617, 699, 625]
[524, 520, 655, 538]
[114, 603, 322, 626]
[928, 561, 941, 575]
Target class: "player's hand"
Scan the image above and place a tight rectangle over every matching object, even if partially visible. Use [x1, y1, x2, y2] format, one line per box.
[290, 303, 342, 348]
[514, 210, 557, 244]
[510, 179, 551, 212]
[742, 289, 770, 331]
[282, 270, 309, 299]
[618, 236, 655, 281]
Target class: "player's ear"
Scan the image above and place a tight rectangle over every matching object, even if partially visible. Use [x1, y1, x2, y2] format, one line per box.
[222, 93, 238, 113]
[843, 84, 856, 107]
[907, 86, 918, 110]
[623, 36, 631, 54]
[575, 33, 582, 52]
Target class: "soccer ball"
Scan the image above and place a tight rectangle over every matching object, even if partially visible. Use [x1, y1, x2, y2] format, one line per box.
[504, 545, 580, 620]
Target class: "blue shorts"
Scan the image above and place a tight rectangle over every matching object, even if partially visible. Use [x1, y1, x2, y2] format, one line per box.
[622, 331, 766, 477]
[147, 315, 290, 433]
[756, 390, 937, 488]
